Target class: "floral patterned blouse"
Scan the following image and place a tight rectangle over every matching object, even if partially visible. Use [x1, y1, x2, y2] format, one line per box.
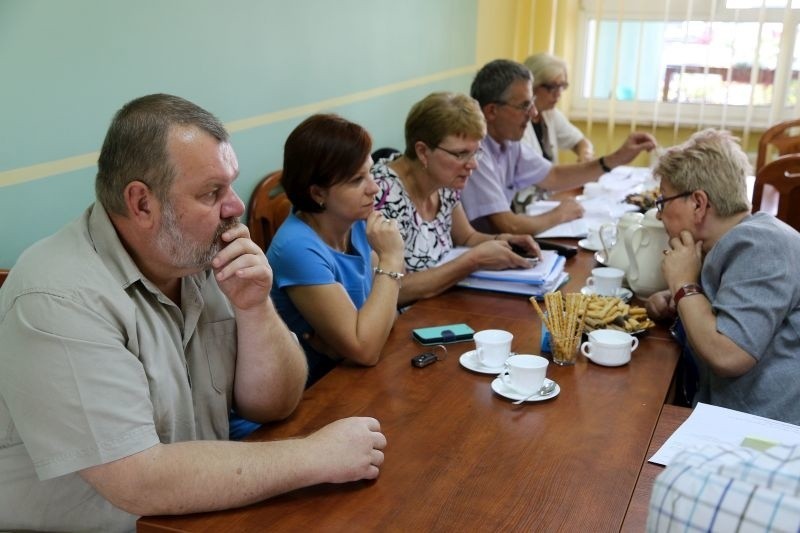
[371, 154, 460, 272]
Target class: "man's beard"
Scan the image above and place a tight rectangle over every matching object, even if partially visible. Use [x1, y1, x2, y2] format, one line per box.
[156, 202, 240, 270]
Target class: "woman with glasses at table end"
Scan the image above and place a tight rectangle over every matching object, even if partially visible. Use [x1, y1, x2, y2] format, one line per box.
[522, 53, 593, 165]
[514, 53, 595, 210]
[267, 114, 406, 388]
[645, 128, 800, 425]
[371, 92, 540, 306]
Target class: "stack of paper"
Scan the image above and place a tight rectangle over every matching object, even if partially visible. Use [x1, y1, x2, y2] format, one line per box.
[526, 166, 654, 239]
[437, 248, 568, 297]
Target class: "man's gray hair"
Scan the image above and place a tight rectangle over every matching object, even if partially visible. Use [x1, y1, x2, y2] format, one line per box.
[96, 94, 229, 215]
[470, 59, 533, 108]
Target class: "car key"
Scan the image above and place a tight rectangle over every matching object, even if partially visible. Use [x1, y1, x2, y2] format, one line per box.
[411, 352, 439, 368]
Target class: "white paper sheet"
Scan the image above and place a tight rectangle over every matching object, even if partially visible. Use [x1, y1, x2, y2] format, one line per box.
[649, 402, 800, 466]
[525, 166, 653, 238]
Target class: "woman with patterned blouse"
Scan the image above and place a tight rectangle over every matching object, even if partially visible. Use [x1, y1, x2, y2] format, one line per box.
[372, 92, 540, 306]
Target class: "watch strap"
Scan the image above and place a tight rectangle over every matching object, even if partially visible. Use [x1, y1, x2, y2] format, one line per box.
[673, 283, 704, 306]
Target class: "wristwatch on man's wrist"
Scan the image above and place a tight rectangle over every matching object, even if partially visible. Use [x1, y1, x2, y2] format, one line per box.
[673, 283, 704, 306]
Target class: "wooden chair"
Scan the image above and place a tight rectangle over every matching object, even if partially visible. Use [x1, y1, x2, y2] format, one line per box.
[0, 269, 8, 289]
[247, 170, 291, 251]
[751, 153, 800, 232]
[755, 118, 800, 173]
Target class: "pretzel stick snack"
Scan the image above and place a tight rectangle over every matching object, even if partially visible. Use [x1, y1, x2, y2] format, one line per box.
[530, 298, 550, 331]
[531, 292, 588, 365]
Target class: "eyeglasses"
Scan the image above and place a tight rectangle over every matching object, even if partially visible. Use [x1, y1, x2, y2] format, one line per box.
[655, 191, 692, 213]
[540, 82, 569, 93]
[435, 145, 484, 163]
[494, 98, 536, 114]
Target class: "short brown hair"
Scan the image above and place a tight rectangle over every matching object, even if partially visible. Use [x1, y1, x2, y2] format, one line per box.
[282, 114, 372, 213]
[403, 92, 486, 160]
[96, 94, 228, 215]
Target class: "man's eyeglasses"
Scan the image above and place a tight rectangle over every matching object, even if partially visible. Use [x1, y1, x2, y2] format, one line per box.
[435, 145, 484, 163]
[494, 98, 536, 114]
[540, 82, 569, 93]
[655, 191, 692, 213]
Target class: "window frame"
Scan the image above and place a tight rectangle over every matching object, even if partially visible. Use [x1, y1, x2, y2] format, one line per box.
[569, 2, 800, 129]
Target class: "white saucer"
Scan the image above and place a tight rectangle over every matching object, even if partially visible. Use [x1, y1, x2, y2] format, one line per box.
[578, 239, 603, 252]
[491, 377, 560, 402]
[459, 350, 506, 375]
[580, 286, 633, 302]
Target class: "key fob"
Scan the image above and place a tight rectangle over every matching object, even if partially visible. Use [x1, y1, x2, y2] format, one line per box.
[411, 352, 438, 368]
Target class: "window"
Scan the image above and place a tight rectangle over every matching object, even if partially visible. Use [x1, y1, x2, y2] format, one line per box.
[573, 0, 800, 129]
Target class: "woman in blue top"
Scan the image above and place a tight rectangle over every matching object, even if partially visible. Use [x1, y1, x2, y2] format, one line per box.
[268, 114, 405, 387]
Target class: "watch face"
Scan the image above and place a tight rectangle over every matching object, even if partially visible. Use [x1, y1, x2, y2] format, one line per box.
[675, 284, 703, 305]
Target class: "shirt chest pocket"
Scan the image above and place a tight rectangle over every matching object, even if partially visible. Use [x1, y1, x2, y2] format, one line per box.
[196, 318, 236, 395]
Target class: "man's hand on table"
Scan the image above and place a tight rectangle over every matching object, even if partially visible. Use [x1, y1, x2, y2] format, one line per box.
[305, 417, 387, 482]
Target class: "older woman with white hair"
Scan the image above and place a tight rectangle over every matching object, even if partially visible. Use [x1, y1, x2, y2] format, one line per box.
[522, 53, 593, 164]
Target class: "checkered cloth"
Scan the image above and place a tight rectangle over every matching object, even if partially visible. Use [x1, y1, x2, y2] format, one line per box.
[648, 444, 800, 532]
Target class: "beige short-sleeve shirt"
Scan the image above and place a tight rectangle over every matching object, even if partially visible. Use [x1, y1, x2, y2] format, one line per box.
[0, 204, 237, 531]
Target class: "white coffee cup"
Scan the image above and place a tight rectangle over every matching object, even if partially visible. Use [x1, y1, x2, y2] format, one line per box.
[585, 267, 624, 296]
[580, 329, 639, 366]
[583, 182, 605, 198]
[584, 227, 603, 249]
[473, 329, 513, 369]
[501, 354, 548, 394]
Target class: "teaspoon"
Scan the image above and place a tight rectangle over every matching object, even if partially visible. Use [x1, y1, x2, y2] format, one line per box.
[512, 380, 556, 405]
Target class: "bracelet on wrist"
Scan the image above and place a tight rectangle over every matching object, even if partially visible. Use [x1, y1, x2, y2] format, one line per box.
[598, 156, 612, 173]
[673, 283, 703, 306]
[373, 266, 404, 284]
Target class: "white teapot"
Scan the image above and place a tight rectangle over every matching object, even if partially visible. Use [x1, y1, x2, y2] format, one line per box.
[599, 211, 644, 274]
[623, 208, 669, 298]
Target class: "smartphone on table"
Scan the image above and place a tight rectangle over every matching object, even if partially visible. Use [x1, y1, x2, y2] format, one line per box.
[412, 323, 475, 345]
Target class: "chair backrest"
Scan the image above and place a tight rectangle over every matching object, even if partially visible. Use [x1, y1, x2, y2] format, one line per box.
[0, 269, 8, 289]
[751, 153, 800, 232]
[247, 170, 291, 251]
[756, 118, 800, 173]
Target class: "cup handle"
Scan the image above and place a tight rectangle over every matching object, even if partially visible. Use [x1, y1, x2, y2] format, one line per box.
[580, 341, 592, 358]
[630, 337, 639, 352]
[475, 347, 484, 364]
[599, 223, 615, 256]
[501, 372, 513, 388]
[586, 276, 595, 288]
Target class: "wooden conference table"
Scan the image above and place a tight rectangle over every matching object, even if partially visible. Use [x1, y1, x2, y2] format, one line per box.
[138, 245, 681, 532]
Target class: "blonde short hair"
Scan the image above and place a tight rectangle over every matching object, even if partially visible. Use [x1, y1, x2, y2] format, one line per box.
[653, 129, 751, 217]
[403, 92, 486, 160]
[524, 53, 568, 89]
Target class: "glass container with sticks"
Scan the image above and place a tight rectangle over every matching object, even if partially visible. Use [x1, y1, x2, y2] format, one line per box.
[530, 292, 589, 366]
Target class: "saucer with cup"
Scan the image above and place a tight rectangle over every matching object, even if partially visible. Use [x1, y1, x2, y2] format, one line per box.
[580, 329, 639, 366]
[578, 227, 605, 252]
[580, 285, 633, 302]
[491, 354, 560, 402]
[582, 267, 625, 297]
[459, 329, 513, 373]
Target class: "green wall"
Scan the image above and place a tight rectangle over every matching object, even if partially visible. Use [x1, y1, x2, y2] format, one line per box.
[0, 0, 479, 268]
